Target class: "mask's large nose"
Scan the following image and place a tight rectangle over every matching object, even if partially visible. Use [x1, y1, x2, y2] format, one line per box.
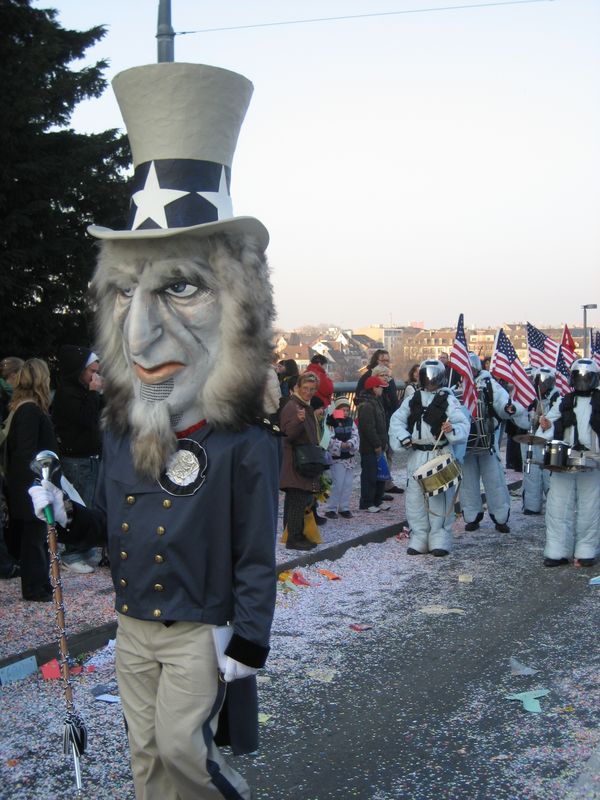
[126, 288, 162, 359]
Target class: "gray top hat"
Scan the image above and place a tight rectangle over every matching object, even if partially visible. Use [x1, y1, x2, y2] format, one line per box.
[88, 62, 269, 249]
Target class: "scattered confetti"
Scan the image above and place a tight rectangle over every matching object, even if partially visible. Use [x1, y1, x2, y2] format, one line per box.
[458, 573, 473, 583]
[349, 623, 373, 632]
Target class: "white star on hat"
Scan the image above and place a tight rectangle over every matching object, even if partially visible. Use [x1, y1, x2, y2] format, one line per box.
[131, 161, 189, 230]
[196, 166, 233, 220]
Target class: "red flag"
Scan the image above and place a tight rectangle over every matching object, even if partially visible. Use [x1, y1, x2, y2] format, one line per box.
[560, 324, 578, 368]
[449, 314, 477, 418]
[490, 329, 536, 407]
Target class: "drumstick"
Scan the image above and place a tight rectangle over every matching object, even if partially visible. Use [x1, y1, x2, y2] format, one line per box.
[432, 429, 446, 452]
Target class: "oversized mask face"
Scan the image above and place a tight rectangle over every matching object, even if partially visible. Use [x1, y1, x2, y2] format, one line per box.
[113, 253, 222, 430]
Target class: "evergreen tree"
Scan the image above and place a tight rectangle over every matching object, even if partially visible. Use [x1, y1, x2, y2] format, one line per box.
[0, 0, 131, 358]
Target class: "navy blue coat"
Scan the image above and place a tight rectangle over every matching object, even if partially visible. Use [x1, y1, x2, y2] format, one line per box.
[74, 421, 279, 753]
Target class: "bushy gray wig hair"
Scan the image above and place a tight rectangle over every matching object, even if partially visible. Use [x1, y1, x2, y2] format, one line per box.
[92, 232, 275, 450]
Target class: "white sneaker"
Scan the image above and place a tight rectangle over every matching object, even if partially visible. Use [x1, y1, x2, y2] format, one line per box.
[61, 560, 94, 574]
[367, 506, 381, 513]
[378, 503, 392, 511]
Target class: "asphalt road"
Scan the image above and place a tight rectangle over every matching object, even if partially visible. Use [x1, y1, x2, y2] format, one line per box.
[237, 512, 600, 800]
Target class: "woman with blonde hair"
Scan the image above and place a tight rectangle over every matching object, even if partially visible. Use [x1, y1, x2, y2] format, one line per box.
[6, 358, 58, 601]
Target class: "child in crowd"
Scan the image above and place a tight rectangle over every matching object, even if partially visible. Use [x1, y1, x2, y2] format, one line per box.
[323, 397, 359, 519]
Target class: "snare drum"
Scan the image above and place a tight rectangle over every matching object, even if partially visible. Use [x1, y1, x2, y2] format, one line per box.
[542, 440, 571, 472]
[413, 453, 462, 496]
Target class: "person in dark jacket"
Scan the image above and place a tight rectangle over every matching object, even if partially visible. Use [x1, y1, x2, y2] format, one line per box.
[51, 345, 104, 573]
[29, 61, 280, 800]
[278, 358, 299, 400]
[357, 376, 392, 513]
[6, 359, 58, 600]
[356, 350, 403, 495]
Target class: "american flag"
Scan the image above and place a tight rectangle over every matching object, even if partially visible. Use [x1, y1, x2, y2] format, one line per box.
[560, 324, 578, 368]
[555, 345, 572, 396]
[490, 328, 536, 407]
[591, 330, 600, 370]
[449, 313, 477, 418]
[526, 322, 559, 369]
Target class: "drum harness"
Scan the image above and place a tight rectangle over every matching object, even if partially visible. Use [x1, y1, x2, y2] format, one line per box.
[407, 391, 460, 518]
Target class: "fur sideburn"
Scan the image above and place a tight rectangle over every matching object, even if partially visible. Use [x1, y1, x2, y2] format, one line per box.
[91, 233, 275, 475]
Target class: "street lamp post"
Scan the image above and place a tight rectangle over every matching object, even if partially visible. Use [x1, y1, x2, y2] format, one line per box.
[582, 303, 597, 357]
[157, 0, 175, 63]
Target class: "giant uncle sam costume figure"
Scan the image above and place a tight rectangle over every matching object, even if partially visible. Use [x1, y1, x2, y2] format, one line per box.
[33, 62, 279, 799]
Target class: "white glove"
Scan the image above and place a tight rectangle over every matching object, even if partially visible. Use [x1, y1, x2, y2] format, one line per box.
[28, 479, 68, 527]
[222, 656, 258, 683]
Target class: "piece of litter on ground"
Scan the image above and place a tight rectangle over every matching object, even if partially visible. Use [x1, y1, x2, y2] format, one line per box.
[349, 623, 373, 632]
[505, 689, 549, 713]
[418, 605, 466, 616]
[258, 713, 271, 724]
[95, 693, 121, 704]
[40, 659, 94, 680]
[317, 569, 341, 581]
[589, 575, 600, 586]
[458, 574, 473, 583]
[490, 754, 511, 762]
[257, 675, 271, 684]
[307, 668, 337, 683]
[291, 571, 311, 587]
[510, 657, 539, 676]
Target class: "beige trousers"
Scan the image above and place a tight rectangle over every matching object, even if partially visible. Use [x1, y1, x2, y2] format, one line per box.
[115, 614, 251, 800]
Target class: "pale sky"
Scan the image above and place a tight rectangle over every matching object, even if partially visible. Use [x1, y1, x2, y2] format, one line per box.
[34, 0, 600, 333]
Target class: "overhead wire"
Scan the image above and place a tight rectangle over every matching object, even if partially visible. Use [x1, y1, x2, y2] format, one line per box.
[176, 0, 555, 36]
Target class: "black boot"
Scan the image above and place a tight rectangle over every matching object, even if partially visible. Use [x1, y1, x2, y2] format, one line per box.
[286, 537, 317, 551]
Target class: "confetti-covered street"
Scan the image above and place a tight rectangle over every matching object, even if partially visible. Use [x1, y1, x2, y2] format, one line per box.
[1, 465, 599, 799]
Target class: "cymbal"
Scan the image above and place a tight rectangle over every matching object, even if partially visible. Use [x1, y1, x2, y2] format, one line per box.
[513, 433, 546, 446]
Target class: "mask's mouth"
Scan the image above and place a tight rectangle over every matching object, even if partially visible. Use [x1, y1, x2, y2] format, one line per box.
[140, 378, 174, 403]
[134, 362, 184, 384]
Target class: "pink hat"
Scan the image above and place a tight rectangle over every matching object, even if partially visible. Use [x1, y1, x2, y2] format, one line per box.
[365, 376, 388, 390]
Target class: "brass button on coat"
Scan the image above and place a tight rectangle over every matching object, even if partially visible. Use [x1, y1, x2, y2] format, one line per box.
[156, 526, 165, 536]
[153, 609, 162, 618]
[120, 551, 128, 560]
[121, 604, 128, 613]
[154, 554, 164, 563]
[119, 578, 127, 588]
[162, 499, 172, 509]
[154, 583, 164, 592]
[121, 523, 130, 532]
[126, 495, 136, 505]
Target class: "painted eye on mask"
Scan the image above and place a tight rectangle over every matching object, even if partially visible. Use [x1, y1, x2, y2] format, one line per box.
[164, 282, 201, 298]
